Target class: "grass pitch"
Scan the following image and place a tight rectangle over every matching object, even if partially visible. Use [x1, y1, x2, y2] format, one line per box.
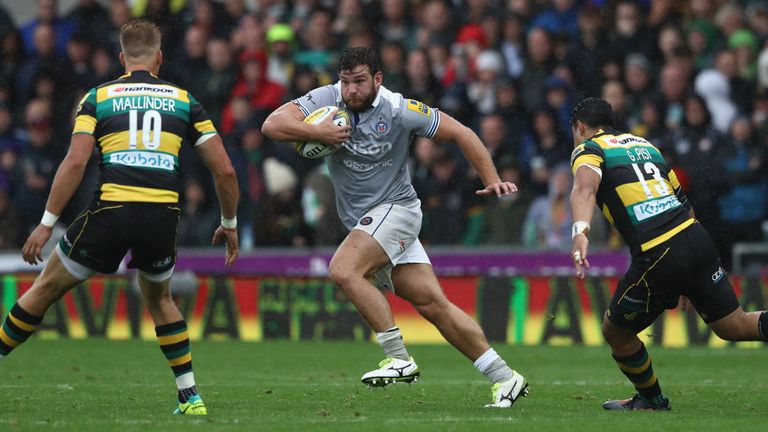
[0, 339, 765, 431]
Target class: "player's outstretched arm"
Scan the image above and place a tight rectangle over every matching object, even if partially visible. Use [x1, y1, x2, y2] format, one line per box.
[22, 134, 95, 265]
[196, 135, 240, 266]
[262, 102, 350, 146]
[432, 112, 517, 198]
[570, 165, 600, 278]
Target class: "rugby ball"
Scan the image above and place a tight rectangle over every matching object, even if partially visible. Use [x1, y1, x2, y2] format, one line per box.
[296, 106, 351, 159]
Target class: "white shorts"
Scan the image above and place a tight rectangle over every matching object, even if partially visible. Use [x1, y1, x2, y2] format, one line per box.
[352, 201, 431, 292]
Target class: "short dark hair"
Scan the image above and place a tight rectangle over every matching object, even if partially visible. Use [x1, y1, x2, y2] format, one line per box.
[338, 47, 381, 76]
[570, 97, 614, 129]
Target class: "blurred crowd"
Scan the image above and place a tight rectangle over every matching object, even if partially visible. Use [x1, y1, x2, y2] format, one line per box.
[0, 0, 767, 266]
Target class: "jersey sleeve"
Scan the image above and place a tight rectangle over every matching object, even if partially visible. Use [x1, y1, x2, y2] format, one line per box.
[667, 168, 691, 212]
[292, 85, 338, 117]
[72, 88, 97, 135]
[570, 140, 605, 175]
[400, 99, 440, 138]
[187, 93, 218, 147]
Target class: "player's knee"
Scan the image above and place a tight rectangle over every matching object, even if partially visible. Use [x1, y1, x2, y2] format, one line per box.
[328, 264, 357, 289]
[413, 296, 449, 322]
[601, 316, 633, 348]
[28, 276, 68, 306]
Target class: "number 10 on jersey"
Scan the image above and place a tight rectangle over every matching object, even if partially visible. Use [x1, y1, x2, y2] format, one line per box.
[128, 109, 162, 150]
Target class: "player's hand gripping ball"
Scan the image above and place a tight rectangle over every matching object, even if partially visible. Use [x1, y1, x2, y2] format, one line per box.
[296, 106, 351, 159]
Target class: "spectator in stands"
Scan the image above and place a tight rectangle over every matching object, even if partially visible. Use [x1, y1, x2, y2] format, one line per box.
[478, 156, 532, 245]
[415, 0, 455, 50]
[174, 25, 209, 89]
[419, 151, 481, 245]
[666, 94, 723, 232]
[294, 8, 336, 70]
[177, 179, 219, 247]
[12, 99, 60, 235]
[188, 38, 237, 128]
[728, 28, 760, 82]
[265, 23, 296, 88]
[520, 107, 570, 183]
[380, 41, 407, 94]
[478, 113, 512, 165]
[602, 79, 630, 131]
[713, 116, 768, 268]
[531, 0, 579, 38]
[656, 62, 690, 132]
[255, 157, 310, 247]
[694, 68, 737, 134]
[467, 50, 505, 116]
[378, 0, 415, 48]
[0, 189, 24, 249]
[623, 53, 654, 128]
[608, 1, 655, 60]
[715, 48, 755, 116]
[221, 49, 285, 133]
[302, 164, 346, 246]
[20, 0, 75, 56]
[520, 27, 555, 111]
[67, 0, 110, 42]
[66, 31, 94, 93]
[499, 12, 525, 80]
[564, 5, 608, 100]
[522, 163, 572, 249]
[404, 48, 442, 108]
[16, 23, 74, 106]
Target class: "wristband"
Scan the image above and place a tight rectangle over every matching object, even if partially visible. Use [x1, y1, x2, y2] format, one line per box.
[221, 216, 237, 229]
[41, 210, 59, 228]
[572, 221, 590, 239]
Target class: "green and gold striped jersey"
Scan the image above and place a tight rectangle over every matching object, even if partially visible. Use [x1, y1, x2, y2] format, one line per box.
[72, 70, 217, 203]
[570, 129, 693, 255]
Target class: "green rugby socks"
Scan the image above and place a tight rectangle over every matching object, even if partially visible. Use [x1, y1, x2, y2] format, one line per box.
[0, 303, 43, 359]
[613, 343, 666, 406]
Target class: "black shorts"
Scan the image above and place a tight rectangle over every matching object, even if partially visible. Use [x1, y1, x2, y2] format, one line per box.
[58, 200, 180, 275]
[607, 222, 740, 332]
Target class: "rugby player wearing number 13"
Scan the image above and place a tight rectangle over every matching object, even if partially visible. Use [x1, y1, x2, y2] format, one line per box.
[1, 20, 239, 415]
[568, 98, 768, 411]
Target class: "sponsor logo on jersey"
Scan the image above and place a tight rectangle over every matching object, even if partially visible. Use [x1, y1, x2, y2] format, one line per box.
[107, 84, 178, 98]
[107, 151, 176, 171]
[375, 118, 389, 134]
[399, 239, 407, 252]
[407, 99, 430, 116]
[631, 195, 681, 221]
[344, 141, 392, 156]
[711, 266, 725, 283]
[343, 159, 394, 171]
[360, 217, 373, 226]
[570, 144, 586, 165]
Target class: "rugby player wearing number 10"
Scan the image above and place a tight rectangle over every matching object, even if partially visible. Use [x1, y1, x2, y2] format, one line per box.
[0, 20, 240, 415]
[569, 98, 768, 411]
[263, 47, 528, 408]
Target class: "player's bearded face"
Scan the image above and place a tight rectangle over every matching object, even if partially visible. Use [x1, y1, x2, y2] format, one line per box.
[340, 66, 381, 112]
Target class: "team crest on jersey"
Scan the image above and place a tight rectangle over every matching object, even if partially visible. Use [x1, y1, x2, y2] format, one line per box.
[407, 99, 430, 116]
[375, 118, 389, 134]
[360, 217, 373, 226]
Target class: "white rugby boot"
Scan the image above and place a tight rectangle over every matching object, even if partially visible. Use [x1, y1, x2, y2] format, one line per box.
[484, 371, 529, 408]
[361, 357, 420, 387]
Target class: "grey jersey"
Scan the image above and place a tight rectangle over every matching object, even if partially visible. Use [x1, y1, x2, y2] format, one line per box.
[293, 84, 440, 229]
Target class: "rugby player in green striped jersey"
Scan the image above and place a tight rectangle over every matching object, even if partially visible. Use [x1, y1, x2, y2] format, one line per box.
[569, 97, 768, 411]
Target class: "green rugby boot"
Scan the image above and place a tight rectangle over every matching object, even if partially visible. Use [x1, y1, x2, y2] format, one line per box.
[173, 394, 207, 415]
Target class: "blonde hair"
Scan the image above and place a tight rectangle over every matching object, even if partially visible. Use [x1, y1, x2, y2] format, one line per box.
[119, 19, 161, 60]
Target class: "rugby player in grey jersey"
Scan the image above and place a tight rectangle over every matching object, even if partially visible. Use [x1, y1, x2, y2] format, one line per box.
[263, 47, 527, 408]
